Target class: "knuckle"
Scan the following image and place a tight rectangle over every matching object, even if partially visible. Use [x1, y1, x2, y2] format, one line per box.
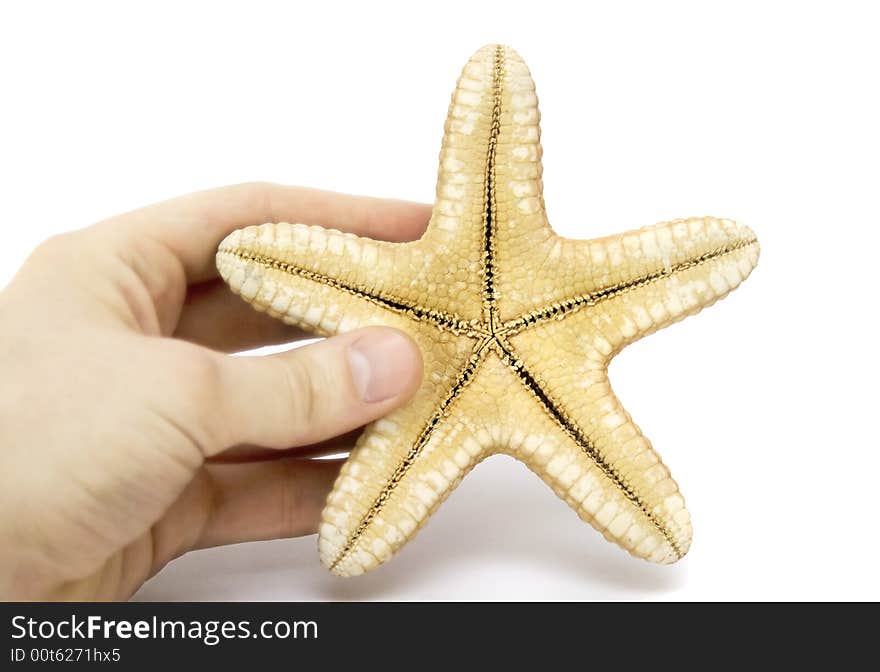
[30, 231, 83, 265]
[183, 348, 224, 393]
[183, 351, 230, 448]
[238, 181, 278, 220]
[168, 346, 224, 417]
[284, 355, 320, 426]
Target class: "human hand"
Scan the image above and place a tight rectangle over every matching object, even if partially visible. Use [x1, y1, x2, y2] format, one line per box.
[0, 183, 427, 600]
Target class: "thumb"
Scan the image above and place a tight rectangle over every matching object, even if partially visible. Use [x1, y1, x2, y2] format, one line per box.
[210, 327, 422, 452]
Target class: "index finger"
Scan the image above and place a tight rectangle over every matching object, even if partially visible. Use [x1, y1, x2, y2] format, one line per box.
[106, 182, 432, 283]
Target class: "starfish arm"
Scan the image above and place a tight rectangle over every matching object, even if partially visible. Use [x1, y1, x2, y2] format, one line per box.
[320, 341, 491, 576]
[497, 335, 691, 562]
[490, 47, 557, 319]
[503, 217, 760, 332]
[423, 45, 555, 322]
[217, 222, 482, 335]
[420, 46, 498, 273]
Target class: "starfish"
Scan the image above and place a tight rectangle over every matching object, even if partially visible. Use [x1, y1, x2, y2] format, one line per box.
[216, 44, 759, 577]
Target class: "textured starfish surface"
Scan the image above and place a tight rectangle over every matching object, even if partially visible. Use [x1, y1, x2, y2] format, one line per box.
[217, 45, 760, 576]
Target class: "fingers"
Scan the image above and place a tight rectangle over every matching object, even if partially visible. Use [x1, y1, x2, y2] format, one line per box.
[195, 458, 344, 549]
[207, 326, 422, 453]
[147, 457, 344, 573]
[107, 182, 431, 283]
[174, 279, 308, 352]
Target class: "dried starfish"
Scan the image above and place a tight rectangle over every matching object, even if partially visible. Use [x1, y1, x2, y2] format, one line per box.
[217, 44, 759, 576]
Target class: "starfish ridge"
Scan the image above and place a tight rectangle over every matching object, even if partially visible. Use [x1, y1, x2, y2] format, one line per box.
[217, 45, 759, 576]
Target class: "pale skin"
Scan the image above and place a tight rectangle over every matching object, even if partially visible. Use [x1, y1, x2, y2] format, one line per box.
[0, 183, 430, 600]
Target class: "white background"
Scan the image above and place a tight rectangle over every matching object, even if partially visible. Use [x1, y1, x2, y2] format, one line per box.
[2, 1, 878, 600]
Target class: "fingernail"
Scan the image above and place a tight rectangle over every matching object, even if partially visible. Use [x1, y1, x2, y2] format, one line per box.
[347, 331, 417, 403]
